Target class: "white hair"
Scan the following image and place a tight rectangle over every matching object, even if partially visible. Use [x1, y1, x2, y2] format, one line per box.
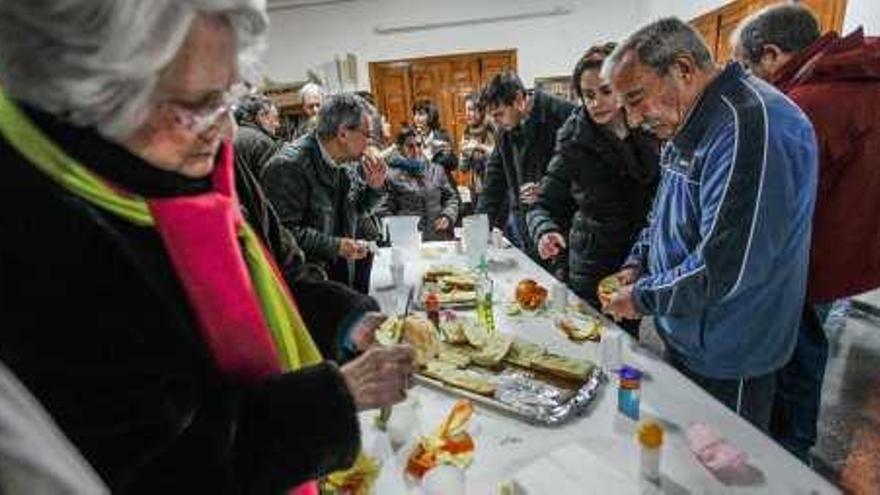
[0, 0, 268, 141]
[300, 82, 325, 100]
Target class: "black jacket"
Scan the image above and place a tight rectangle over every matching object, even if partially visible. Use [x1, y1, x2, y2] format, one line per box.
[235, 151, 380, 358]
[527, 107, 659, 297]
[0, 106, 360, 494]
[262, 135, 384, 269]
[476, 90, 576, 253]
[233, 121, 281, 180]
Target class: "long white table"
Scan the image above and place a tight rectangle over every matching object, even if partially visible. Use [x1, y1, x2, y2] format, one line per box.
[364, 242, 839, 494]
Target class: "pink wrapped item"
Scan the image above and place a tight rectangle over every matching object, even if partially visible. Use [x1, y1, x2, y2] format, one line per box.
[686, 423, 749, 476]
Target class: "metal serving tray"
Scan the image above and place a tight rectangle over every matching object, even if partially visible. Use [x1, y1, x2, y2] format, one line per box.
[414, 362, 605, 426]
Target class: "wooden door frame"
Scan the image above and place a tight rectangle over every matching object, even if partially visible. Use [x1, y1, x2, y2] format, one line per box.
[369, 49, 517, 145]
[369, 49, 517, 93]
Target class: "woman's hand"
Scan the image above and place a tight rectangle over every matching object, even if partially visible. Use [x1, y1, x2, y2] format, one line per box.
[340, 345, 415, 410]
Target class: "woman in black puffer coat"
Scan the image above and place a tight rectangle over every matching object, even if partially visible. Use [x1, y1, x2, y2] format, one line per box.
[527, 43, 659, 336]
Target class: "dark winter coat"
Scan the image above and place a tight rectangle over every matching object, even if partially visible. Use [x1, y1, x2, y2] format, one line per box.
[476, 90, 576, 255]
[527, 107, 659, 302]
[0, 105, 361, 494]
[261, 134, 384, 271]
[235, 150, 380, 355]
[233, 121, 281, 179]
[380, 159, 460, 240]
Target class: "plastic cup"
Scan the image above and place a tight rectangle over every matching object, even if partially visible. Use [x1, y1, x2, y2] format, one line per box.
[387, 396, 419, 448]
[462, 214, 489, 268]
[385, 216, 420, 251]
[422, 464, 465, 495]
[602, 330, 623, 372]
[551, 282, 568, 314]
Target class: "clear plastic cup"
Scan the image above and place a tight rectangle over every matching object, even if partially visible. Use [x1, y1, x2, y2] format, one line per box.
[551, 282, 568, 314]
[422, 464, 465, 495]
[601, 330, 623, 372]
[462, 214, 489, 268]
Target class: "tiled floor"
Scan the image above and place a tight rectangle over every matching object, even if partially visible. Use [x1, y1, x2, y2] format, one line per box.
[638, 290, 880, 494]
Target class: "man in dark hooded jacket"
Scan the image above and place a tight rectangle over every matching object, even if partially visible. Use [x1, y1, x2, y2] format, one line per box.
[734, 4, 880, 463]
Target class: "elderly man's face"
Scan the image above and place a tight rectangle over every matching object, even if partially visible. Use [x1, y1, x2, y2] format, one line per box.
[303, 94, 322, 118]
[123, 15, 237, 178]
[610, 51, 688, 140]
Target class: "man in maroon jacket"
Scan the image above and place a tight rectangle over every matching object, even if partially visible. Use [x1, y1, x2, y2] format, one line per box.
[733, 4, 880, 463]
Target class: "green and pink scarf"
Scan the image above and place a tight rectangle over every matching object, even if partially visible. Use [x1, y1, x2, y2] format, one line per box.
[0, 88, 322, 495]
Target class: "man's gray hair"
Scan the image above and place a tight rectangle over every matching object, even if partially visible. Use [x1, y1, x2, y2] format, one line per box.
[316, 93, 369, 140]
[602, 17, 714, 79]
[731, 4, 820, 63]
[0, 0, 268, 141]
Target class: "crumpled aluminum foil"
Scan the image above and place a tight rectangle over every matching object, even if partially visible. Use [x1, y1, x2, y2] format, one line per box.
[492, 367, 605, 425]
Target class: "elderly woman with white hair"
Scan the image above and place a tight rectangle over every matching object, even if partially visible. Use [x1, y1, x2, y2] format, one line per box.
[0, 1, 414, 493]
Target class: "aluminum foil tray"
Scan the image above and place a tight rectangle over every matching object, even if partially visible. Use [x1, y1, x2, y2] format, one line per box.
[414, 362, 605, 426]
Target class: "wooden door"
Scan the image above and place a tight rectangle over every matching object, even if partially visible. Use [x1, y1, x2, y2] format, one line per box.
[716, 0, 755, 62]
[372, 64, 413, 139]
[691, 11, 721, 58]
[480, 52, 518, 85]
[690, 0, 849, 63]
[798, 0, 848, 34]
[370, 50, 516, 150]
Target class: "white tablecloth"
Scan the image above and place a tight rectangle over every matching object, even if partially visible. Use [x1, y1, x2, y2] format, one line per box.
[363, 242, 839, 494]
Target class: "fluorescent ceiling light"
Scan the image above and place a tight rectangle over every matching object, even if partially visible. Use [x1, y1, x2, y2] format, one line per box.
[267, 0, 356, 11]
[374, 5, 573, 35]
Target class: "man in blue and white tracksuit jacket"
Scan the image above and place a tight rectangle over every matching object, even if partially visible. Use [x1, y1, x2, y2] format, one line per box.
[606, 19, 818, 431]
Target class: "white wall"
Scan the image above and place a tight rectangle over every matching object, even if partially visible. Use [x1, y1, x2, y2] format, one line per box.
[263, 0, 880, 88]
[263, 0, 648, 88]
[844, 0, 880, 35]
[642, 0, 726, 22]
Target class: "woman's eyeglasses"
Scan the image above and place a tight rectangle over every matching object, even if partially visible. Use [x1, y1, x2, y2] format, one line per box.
[161, 82, 254, 135]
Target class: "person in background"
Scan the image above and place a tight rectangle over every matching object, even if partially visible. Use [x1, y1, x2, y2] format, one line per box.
[456, 91, 495, 217]
[0, 2, 414, 493]
[602, 17, 817, 432]
[527, 43, 659, 337]
[733, 3, 880, 463]
[380, 126, 459, 241]
[233, 109, 388, 364]
[263, 93, 387, 290]
[233, 93, 281, 178]
[476, 70, 576, 261]
[411, 99, 459, 190]
[294, 81, 324, 138]
[412, 99, 454, 162]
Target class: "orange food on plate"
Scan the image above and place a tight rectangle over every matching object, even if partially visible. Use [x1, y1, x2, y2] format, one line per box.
[405, 400, 476, 479]
[515, 279, 548, 310]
